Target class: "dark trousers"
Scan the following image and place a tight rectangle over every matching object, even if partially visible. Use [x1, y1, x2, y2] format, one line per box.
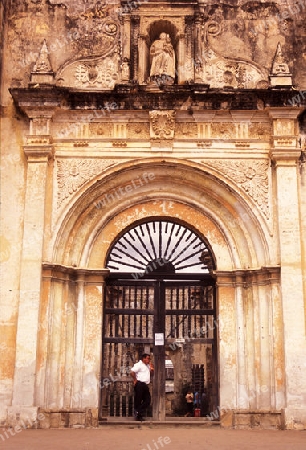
[186, 402, 194, 414]
[134, 381, 151, 417]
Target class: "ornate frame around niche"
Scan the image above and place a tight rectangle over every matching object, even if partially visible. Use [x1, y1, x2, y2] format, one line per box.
[128, 12, 194, 85]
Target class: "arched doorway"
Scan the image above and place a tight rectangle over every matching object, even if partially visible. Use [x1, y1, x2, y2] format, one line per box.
[100, 219, 218, 421]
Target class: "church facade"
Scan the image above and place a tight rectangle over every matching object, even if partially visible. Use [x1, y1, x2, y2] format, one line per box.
[1, 0, 306, 429]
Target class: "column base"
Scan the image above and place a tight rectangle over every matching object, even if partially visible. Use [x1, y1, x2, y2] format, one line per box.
[6, 406, 39, 429]
[220, 409, 282, 429]
[38, 408, 98, 429]
[281, 408, 306, 430]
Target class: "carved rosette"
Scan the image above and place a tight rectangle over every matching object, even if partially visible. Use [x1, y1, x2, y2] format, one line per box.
[149, 110, 176, 139]
[211, 123, 236, 140]
[127, 123, 150, 139]
[249, 123, 272, 140]
[202, 160, 270, 219]
[56, 159, 127, 208]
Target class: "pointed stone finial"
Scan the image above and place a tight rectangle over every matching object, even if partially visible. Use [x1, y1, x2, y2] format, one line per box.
[30, 40, 54, 85]
[269, 42, 292, 87]
[271, 42, 290, 75]
[33, 40, 53, 73]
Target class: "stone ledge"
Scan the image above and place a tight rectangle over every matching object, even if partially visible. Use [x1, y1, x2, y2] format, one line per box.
[37, 408, 99, 429]
[221, 410, 282, 429]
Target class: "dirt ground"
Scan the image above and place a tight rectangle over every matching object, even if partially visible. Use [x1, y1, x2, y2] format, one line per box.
[0, 427, 305, 450]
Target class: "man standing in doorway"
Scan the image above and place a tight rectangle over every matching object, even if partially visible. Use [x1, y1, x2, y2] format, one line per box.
[130, 353, 154, 421]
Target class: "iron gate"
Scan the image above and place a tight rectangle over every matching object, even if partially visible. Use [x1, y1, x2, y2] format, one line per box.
[100, 277, 217, 420]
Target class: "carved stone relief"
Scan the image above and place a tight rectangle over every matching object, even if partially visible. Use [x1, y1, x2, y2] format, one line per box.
[89, 123, 114, 138]
[68, 13, 119, 60]
[211, 123, 236, 140]
[32, 40, 53, 73]
[271, 42, 291, 75]
[127, 123, 150, 139]
[149, 111, 176, 139]
[202, 160, 270, 219]
[6, 0, 306, 89]
[175, 123, 198, 139]
[54, 8, 120, 89]
[56, 158, 127, 208]
[274, 119, 294, 135]
[31, 118, 50, 135]
[57, 57, 119, 90]
[249, 123, 272, 140]
[196, 47, 268, 89]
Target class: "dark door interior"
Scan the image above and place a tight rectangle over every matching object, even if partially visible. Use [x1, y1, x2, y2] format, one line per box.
[100, 276, 217, 420]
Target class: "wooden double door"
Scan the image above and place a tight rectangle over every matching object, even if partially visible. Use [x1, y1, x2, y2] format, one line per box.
[100, 276, 218, 421]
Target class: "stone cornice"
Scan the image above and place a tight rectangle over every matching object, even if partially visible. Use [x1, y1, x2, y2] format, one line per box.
[42, 262, 110, 284]
[215, 266, 281, 286]
[270, 149, 302, 165]
[9, 86, 306, 114]
[267, 107, 304, 120]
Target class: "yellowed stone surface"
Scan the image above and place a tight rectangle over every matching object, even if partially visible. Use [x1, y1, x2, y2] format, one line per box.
[0, 0, 305, 430]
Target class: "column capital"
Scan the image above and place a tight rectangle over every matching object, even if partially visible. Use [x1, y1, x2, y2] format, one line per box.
[267, 107, 304, 120]
[270, 149, 301, 166]
[24, 143, 54, 162]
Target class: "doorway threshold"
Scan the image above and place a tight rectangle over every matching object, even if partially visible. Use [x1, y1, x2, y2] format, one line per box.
[99, 417, 220, 428]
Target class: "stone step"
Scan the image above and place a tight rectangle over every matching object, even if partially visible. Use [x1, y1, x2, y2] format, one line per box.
[99, 418, 221, 428]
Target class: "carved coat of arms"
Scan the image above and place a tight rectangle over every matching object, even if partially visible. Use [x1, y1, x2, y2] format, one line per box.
[149, 111, 176, 139]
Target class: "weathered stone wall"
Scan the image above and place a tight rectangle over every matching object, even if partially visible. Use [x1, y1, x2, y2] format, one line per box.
[1, 0, 306, 92]
[0, 0, 305, 430]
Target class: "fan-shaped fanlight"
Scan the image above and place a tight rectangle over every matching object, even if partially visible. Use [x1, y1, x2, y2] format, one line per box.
[106, 220, 214, 274]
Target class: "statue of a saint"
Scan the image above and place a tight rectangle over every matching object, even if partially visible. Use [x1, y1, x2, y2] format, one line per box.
[150, 33, 175, 81]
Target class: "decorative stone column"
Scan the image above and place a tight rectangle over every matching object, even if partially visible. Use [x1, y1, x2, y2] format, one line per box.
[131, 16, 140, 82]
[235, 271, 248, 409]
[11, 138, 54, 413]
[269, 107, 306, 429]
[138, 35, 147, 84]
[215, 271, 237, 424]
[36, 265, 109, 428]
[179, 17, 192, 83]
[121, 15, 131, 82]
[194, 13, 203, 83]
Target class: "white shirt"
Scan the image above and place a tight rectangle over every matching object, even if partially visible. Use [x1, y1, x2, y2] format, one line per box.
[131, 360, 150, 384]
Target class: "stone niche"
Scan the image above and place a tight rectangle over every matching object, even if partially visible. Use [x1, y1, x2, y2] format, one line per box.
[119, 0, 276, 88]
[127, 2, 193, 85]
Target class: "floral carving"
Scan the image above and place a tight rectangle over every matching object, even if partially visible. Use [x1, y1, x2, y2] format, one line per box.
[71, 15, 119, 59]
[56, 159, 127, 208]
[55, 10, 120, 90]
[203, 160, 270, 219]
[211, 123, 235, 139]
[149, 110, 175, 139]
[249, 123, 272, 140]
[127, 123, 150, 139]
[89, 123, 113, 137]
